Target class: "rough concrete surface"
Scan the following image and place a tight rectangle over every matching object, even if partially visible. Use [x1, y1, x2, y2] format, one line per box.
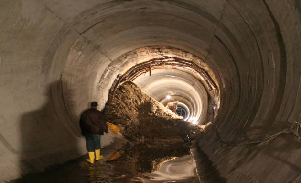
[0, 0, 300, 182]
[104, 81, 200, 142]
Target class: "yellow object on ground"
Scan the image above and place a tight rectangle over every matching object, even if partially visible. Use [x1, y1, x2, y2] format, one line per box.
[107, 151, 121, 161]
[95, 149, 103, 161]
[87, 152, 95, 164]
[107, 123, 120, 133]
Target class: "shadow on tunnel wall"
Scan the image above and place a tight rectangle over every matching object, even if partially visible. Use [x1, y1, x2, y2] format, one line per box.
[223, 119, 301, 181]
[16, 80, 82, 179]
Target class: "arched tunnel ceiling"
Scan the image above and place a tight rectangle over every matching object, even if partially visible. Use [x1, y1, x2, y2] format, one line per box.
[0, 0, 300, 182]
[133, 69, 208, 124]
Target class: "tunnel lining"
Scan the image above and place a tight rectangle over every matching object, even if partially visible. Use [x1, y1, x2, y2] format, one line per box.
[1, 0, 300, 181]
[106, 55, 216, 124]
[110, 56, 218, 98]
[93, 46, 220, 124]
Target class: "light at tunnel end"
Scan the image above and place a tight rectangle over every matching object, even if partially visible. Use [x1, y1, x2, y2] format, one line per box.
[166, 94, 172, 100]
[187, 116, 198, 125]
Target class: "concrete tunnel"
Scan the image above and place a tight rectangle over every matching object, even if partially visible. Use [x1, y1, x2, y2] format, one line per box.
[0, 0, 300, 182]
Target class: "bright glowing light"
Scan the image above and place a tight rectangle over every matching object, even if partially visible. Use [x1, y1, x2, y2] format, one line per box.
[192, 120, 198, 125]
[166, 94, 172, 99]
[188, 117, 198, 125]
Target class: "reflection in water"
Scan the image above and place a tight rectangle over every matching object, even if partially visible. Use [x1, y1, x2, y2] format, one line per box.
[107, 151, 121, 161]
[138, 155, 199, 183]
[107, 142, 199, 182]
[11, 142, 199, 183]
[86, 164, 111, 183]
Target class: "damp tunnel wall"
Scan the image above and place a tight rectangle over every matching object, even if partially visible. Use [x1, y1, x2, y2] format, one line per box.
[0, 0, 300, 182]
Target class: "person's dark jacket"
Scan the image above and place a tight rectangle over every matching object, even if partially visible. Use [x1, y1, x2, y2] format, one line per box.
[79, 108, 108, 135]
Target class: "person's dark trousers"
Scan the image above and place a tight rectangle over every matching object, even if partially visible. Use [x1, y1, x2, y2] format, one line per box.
[85, 134, 102, 163]
[85, 134, 101, 151]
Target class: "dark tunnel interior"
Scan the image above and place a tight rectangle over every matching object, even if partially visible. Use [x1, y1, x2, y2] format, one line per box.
[0, 0, 300, 182]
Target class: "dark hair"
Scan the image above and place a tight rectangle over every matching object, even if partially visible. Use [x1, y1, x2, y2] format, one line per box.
[91, 101, 98, 107]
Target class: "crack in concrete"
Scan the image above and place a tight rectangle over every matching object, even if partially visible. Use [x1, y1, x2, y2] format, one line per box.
[203, 0, 228, 63]
[79, 19, 106, 35]
[0, 132, 19, 154]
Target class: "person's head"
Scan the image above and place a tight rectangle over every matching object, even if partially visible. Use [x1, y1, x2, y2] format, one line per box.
[91, 101, 98, 108]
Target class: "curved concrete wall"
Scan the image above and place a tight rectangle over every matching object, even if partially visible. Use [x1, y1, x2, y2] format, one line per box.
[134, 69, 208, 124]
[0, 0, 300, 182]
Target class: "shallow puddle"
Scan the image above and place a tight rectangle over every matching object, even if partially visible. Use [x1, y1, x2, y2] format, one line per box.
[136, 155, 199, 183]
[107, 142, 199, 182]
[11, 141, 199, 183]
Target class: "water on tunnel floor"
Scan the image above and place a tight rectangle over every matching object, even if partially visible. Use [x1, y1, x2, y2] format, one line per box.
[11, 141, 200, 183]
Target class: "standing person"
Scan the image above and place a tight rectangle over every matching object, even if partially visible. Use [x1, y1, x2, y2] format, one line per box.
[79, 102, 108, 164]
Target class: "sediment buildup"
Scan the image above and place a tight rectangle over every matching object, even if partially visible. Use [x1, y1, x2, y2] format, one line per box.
[0, 0, 300, 182]
[104, 81, 200, 143]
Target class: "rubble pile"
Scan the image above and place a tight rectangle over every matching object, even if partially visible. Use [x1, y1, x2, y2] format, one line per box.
[102, 81, 202, 181]
[104, 81, 200, 142]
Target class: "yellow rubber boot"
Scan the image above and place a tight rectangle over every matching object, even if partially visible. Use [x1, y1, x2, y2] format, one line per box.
[87, 152, 95, 164]
[95, 149, 103, 161]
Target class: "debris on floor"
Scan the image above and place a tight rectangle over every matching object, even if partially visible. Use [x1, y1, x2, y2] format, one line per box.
[104, 81, 201, 143]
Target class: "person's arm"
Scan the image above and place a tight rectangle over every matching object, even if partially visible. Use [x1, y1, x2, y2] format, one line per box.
[100, 119, 108, 133]
[104, 121, 108, 133]
[98, 112, 108, 133]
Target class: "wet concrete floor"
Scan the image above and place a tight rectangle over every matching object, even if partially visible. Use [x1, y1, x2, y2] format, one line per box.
[11, 138, 200, 183]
